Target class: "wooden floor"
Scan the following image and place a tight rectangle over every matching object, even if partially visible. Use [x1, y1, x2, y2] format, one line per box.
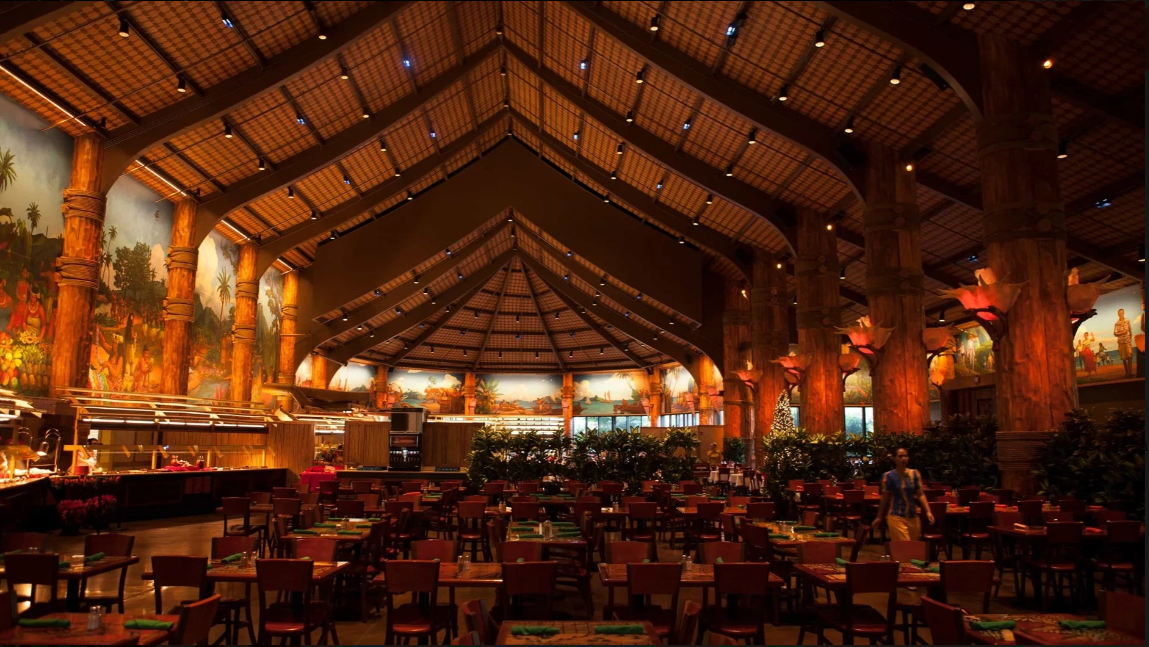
[27, 513, 1047, 645]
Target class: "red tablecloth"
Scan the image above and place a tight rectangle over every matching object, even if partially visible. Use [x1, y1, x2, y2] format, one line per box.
[300, 469, 339, 491]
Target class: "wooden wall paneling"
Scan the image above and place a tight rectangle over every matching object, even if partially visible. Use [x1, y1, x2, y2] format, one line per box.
[422, 422, 481, 468]
[344, 422, 390, 467]
[266, 422, 316, 485]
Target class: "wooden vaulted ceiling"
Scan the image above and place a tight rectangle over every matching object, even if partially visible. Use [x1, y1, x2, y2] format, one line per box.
[0, 1, 1143, 373]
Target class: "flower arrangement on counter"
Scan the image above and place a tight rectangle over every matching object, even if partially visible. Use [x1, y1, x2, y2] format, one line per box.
[315, 442, 344, 466]
[56, 494, 118, 534]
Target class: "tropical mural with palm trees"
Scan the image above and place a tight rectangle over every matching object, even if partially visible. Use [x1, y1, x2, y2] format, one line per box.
[387, 368, 464, 413]
[572, 371, 651, 416]
[660, 365, 696, 413]
[473, 373, 563, 415]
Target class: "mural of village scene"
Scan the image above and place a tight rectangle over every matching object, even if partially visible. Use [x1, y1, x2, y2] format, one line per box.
[388, 368, 464, 413]
[186, 230, 239, 399]
[87, 179, 173, 394]
[474, 373, 562, 415]
[572, 371, 650, 416]
[0, 95, 70, 396]
[1073, 284, 1144, 384]
[954, 323, 995, 376]
[660, 364, 696, 413]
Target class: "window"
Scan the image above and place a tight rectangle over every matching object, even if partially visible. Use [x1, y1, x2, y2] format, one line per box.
[843, 406, 875, 437]
[572, 417, 585, 434]
[791, 407, 800, 428]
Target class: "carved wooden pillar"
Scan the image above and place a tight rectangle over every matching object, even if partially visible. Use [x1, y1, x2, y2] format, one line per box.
[752, 250, 790, 434]
[722, 279, 750, 441]
[864, 143, 930, 434]
[464, 372, 477, 416]
[647, 370, 662, 427]
[276, 270, 299, 410]
[978, 34, 1075, 494]
[50, 134, 105, 396]
[560, 373, 573, 434]
[795, 208, 844, 435]
[697, 355, 717, 425]
[311, 352, 328, 389]
[159, 200, 198, 395]
[372, 366, 388, 409]
[230, 243, 258, 401]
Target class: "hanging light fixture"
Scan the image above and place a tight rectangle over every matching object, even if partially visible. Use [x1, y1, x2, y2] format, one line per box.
[117, 17, 131, 38]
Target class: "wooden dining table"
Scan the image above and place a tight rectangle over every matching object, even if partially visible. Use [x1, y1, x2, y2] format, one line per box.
[0, 612, 179, 645]
[142, 559, 349, 584]
[596, 562, 784, 613]
[0, 556, 139, 612]
[495, 620, 659, 645]
[964, 613, 1142, 645]
[793, 561, 941, 590]
[746, 522, 856, 550]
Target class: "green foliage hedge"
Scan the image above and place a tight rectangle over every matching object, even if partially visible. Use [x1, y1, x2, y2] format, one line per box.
[466, 427, 699, 492]
[1033, 409, 1145, 519]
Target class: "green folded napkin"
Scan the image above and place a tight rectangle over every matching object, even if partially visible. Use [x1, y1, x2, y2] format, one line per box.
[814, 532, 838, 537]
[511, 626, 559, 636]
[206, 563, 213, 570]
[642, 558, 651, 563]
[768, 533, 789, 539]
[910, 559, 930, 568]
[356, 524, 374, 528]
[18, 618, 71, 628]
[57, 561, 71, 569]
[85, 552, 106, 563]
[594, 624, 646, 634]
[313, 522, 337, 528]
[715, 557, 723, 564]
[556, 531, 581, 538]
[293, 529, 318, 535]
[516, 558, 525, 563]
[738, 504, 745, 509]
[337, 530, 362, 535]
[518, 533, 543, 539]
[925, 566, 940, 573]
[125, 619, 174, 630]
[792, 525, 815, 531]
[835, 557, 849, 566]
[367, 517, 382, 522]
[221, 553, 243, 564]
[300, 556, 312, 560]
[969, 620, 1016, 631]
[1059, 620, 1105, 630]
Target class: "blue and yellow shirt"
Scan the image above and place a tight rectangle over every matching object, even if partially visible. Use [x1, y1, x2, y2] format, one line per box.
[882, 468, 922, 518]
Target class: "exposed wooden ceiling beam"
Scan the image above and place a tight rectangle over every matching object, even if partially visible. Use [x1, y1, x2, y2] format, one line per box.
[471, 262, 512, 370]
[99, 1, 413, 193]
[387, 281, 483, 365]
[0, 2, 92, 46]
[523, 265, 567, 371]
[193, 40, 500, 247]
[529, 266, 643, 369]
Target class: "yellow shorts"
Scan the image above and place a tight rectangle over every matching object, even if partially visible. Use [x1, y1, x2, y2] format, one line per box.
[886, 514, 921, 542]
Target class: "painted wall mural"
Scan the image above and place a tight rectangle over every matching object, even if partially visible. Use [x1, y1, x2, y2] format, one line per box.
[294, 354, 313, 387]
[572, 371, 650, 416]
[388, 368, 464, 413]
[474, 373, 562, 415]
[1073, 284, 1144, 384]
[188, 230, 238, 399]
[330, 361, 376, 392]
[843, 359, 873, 405]
[954, 323, 995, 377]
[660, 364, 695, 413]
[251, 269, 283, 405]
[88, 178, 173, 394]
[0, 95, 70, 396]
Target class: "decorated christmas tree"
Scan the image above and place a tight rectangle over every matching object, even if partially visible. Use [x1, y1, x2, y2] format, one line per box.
[770, 391, 795, 435]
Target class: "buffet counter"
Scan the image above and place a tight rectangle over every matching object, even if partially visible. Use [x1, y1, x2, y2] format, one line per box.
[334, 469, 466, 484]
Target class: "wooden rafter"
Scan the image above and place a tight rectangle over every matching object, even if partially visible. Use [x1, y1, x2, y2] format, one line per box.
[471, 261, 512, 369]
[523, 265, 567, 371]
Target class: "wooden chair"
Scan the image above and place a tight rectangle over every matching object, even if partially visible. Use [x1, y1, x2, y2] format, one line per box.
[151, 556, 208, 614]
[811, 561, 898, 645]
[0, 591, 11, 631]
[294, 538, 338, 562]
[79, 533, 134, 613]
[1017, 500, 1046, 527]
[625, 502, 658, 543]
[920, 596, 966, 646]
[249, 492, 271, 505]
[255, 558, 334, 645]
[959, 501, 995, 559]
[1101, 590, 1145, 640]
[496, 561, 559, 622]
[351, 480, 374, 494]
[939, 560, 995, 612]
[887, 540, 929, 644]
[510, 501, 540, 522]
[461, 598, 493, 645]
[222, 497, 266, 556]
[684, 502, 723, 559]
[1094, 520, 1144, 594]
[209, 536, 259, 644]
[699, 562, 774, 645]
[456, 501, 488, 562]
[168, 594, 221, 647]
[599, 481, 624, 505]
[888, 540, 928, 563]
[499, 541, 542, 564]
[356, 492, 382, 509]
[921, 501, 951, 560]
[745, 501, 775, 521]
[317, 480, 340, 504]
[272, 487, 297, 500]
[1023, 521, 1084, 610]
[676, 600, 702, 646]
[699, 541, 744, 564]
[612, 562, 682, 641]
[3, 553, 63, 617]
[334, 498, 366, 519]
[516, 482, 540, 495]
[0, 532, 46, 553]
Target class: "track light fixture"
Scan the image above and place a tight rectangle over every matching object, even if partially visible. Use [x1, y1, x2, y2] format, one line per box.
[257, 158, 266, 171]
[777, 84, 789, 101]
[362, 107, 371, 119]
[748, 128, 758, 145]
[287, 186, 294, 199]
[840, 267, 846, 280]
[603, 194, 610, 203]
[814, 29, 826, 48]
[570, 350, 575, 358]
[692, 216, 700, 226]
[890, 66, 902, 85]
[682, 117, 692, 131]
[1042, 58, 1053, 69]
[177, 77, 187, 93]
[310, 210, 318, 220]
[610, 169, 618, 180]
[844, 115, 855, 134]
[341, 312, 348, 322]
[374, 288, 382, 297]
[600, 276, 606, 286]
[625, 110, 635, 122]
[579, 59, 588, 71]
[328, 231, 336, 240]
[224, 123, 233, 138]
[118, 17, 131, 38]
[295, 112, 306, 125]
[1057, 139, 1069, 159]
[339, 66, 350, 80]
[724, 166, 734, 177]
[678, 236, 685, 244]
[649, 16, 660, 31]
[379, 140, 387, 152]
[616, 143, 624, 155]
[635, 69, 645, 84]
[705, 194, 714, 205]
[343, 173, 351, 185]
[413, 275, 419, 284]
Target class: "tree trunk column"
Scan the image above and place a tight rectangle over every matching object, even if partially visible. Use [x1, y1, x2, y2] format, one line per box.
[751, 251, 790, 434]
[647, 370, 662, 427]
[465, 372, 477, 416]
[160, 200, 199, 395]
[372, 366, 388, 409]
[795, 208, 844, 435]
[977, 33, 1075, 495]
[697, 355, 717, 425]
[310, 352, 328, 389]
[230, 243, 258, 402]
[560, 373, 573, 434]
[722, 279, 750, 441]
[50, 134, 106, 397]
[864, 143, 930, 434]
[276, 270, 299, 410]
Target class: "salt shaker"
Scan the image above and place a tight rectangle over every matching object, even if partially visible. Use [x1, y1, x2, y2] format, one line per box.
[86, 606, 101, 631]
[683, 555, 694, 572]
